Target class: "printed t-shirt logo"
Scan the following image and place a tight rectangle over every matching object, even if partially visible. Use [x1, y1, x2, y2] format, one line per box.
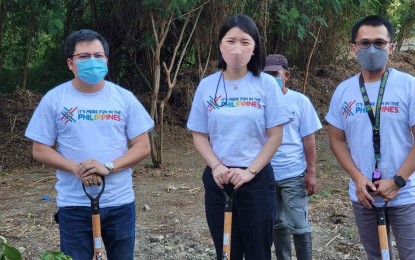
[342, 100, 356, 118]
[60, 107, 122, 124]
[342, 100, 400, 118]
[60, 107, 78, 124]
[207, 96, 264, 111]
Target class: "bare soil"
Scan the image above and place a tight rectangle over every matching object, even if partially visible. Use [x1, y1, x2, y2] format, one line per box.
[1, 126, 366, 260]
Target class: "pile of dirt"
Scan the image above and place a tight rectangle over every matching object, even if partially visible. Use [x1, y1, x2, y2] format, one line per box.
[0, 90, 43, 169]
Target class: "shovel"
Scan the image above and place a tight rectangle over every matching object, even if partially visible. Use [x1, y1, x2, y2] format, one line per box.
[222, 188, 237, 260]
[370, 201, 389, 260]
[82, 177, 105, 260]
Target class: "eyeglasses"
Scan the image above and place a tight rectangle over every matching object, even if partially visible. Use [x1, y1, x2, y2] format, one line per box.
[72, 52, 107, 60]
[354, 39, 391, 49]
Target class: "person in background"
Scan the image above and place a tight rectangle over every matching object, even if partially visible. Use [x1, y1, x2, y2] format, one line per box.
[187, 14, 292, 260]
[326, 15, 415, 259]
[264, 54, 322, 260]
[25, 29, 154, 260]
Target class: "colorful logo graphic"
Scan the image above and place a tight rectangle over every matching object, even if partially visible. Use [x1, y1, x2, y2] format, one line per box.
[60, 107, 78, 124]
[342, 100, 356, 118]
[207, 95, 221, 111]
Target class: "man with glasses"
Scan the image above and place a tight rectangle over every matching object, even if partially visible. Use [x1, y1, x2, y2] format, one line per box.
[25, 29, 154, 259]
[326, 15, 415, 259]
[264, 54, 321, 260]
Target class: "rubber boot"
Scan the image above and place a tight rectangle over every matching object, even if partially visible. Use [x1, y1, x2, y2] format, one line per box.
[274, 226, 292, 260]
[293, 232, 312, 260]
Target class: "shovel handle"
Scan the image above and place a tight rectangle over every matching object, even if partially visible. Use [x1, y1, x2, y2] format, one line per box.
[378, 224, 390, 260]
[82, 178, 105, 260]
[221, 189, 237, 260]
[92, 214, 103, 259]
[222, 211, 232, 259]
[371, 201, 389, 260]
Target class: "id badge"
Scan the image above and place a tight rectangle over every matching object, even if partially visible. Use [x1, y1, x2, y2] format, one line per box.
[372, 169, 381, 181]
[372, 169, 381, 189]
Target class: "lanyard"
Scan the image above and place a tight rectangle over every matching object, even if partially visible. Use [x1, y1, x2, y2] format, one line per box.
[358, 69, 389, 169]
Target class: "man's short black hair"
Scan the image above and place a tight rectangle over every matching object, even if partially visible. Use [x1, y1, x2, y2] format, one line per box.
[351, 15, 394, 43]
[217, 14, 265, 77]
[64, 29, 110, 59]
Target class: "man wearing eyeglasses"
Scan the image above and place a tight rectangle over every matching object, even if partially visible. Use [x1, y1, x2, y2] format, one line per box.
[25, 29, 154, 259]
[264, 54, 321, 260]
[326, 15, 415, 259]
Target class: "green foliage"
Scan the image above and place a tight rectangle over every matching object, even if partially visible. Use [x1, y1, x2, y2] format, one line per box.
[143, 0, 200, 16]
[0, 0, 414, 95]
[40, 251, 72, 260]
[0, 236, 22, 260]
[0, 236, 72, 260]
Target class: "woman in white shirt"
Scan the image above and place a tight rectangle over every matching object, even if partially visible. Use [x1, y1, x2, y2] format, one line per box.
[187, 14, 292, 260]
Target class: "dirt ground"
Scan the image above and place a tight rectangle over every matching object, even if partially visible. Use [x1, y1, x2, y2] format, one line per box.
[1, 125, 366, 260]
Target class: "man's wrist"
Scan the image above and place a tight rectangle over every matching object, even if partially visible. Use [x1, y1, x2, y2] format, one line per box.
[393, 175, 406, 188]
[104, 162, 115, 176]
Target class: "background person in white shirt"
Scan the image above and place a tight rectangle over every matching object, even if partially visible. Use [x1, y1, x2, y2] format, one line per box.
[264, 54, 322, 260]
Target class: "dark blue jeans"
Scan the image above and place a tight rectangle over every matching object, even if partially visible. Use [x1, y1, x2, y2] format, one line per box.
[58, 201, 135, 260]
[203, 164, 276, 260]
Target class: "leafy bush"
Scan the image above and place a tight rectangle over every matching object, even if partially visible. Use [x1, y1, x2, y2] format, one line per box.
[0, 236, 22, 260]
[0, 236, 72, 260]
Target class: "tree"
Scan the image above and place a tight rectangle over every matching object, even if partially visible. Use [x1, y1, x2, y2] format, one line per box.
[393, 1, 415, 51]
[18, 0, 64, 90]
[0, 0, 7, 69]
[142, 0, 205, 167]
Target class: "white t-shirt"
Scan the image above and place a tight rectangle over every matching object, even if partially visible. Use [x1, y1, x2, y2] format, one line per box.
[271, 89, 322, 181]
[187, 71, 292, 167]
[25, 81, 154, 207]
[325, 68, 415, 207]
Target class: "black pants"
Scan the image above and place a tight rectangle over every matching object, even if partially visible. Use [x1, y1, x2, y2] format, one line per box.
[203, 163, 276, 260]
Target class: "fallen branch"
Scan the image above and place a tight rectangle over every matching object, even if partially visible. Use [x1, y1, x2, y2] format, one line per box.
[325, 234, 341, 247]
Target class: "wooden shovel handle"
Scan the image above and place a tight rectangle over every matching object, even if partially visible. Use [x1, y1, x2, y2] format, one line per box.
[222, 211, 232, 259]
[378, 224, 390, 260]
[92, 214, 103, 259]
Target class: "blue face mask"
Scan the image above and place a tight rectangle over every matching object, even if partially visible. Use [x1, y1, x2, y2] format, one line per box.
[75, 58, 108, 84]
[274, 76, 283, 89]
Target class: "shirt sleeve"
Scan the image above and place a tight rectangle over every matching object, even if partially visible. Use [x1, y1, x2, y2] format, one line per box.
[187, 82, 209, 133]
[25, 93, 57, 146]
[408, 76, 415, 127]
[325, 86, 344, 130]
[299, 96, 322, 137]
[125, 92, 154, 139]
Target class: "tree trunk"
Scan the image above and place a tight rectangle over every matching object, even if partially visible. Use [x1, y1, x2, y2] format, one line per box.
[396, 27, 407, 52]
[21, 13, 36, 90]
[0, 1, 6, 68]
[148, 12, 173, 168]
[149, 45, 161, 168]
[148, 4, 202, 167]
[302, 22, 322, 94]
[158, 101, 164, 164]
